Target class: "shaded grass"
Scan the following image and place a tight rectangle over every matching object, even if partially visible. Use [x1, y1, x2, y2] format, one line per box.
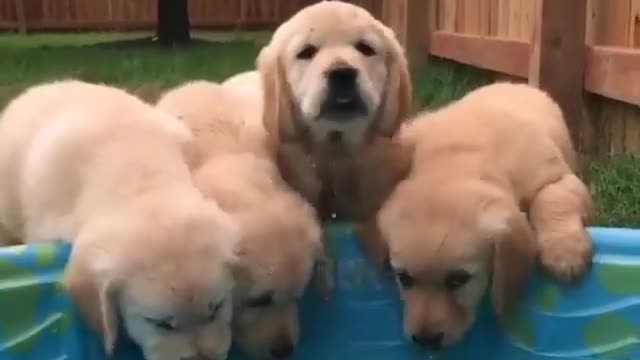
[0, 32, 637, 227]
[589, 155, 640, 227]
[413, 58, 493, 108]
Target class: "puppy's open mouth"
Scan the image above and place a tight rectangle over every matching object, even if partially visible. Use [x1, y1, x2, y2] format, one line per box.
[319, 93, 368, 119]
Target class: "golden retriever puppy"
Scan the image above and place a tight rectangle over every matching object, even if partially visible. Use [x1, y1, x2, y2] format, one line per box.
[0, 80, 240, 360]
[222, 70, 261, 93]
[257, 1, 412, 222]
[157, 80, 325, 359]
[377, 83, 594, 349]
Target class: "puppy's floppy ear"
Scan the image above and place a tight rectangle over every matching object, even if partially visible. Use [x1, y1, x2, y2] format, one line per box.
[64, 238, 120, 355]
[375, 24, 413, 137]
[480, 207, 538, 319]
[257, 45, 296, 144]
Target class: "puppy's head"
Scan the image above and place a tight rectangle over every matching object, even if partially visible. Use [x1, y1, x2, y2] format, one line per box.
[65, 200, 240, 360]
[378, 180, 538, 349]
[231, 197, 323, 359]
[258, 1, 411, 147]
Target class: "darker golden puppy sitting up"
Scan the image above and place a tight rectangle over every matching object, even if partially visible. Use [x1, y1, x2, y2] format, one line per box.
[377, 83, 595, 349]
[257, 1, 413, 230]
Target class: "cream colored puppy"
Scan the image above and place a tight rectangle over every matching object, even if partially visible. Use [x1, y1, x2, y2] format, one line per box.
[157, 80, 324, 359]
[378, 83, 594, 349]
[0, 80, 240, 360]
[257, 1, 412, 221]
[222, 70, 261, 94]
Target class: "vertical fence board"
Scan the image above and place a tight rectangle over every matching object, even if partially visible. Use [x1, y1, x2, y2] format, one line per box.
[439, 0, 456, 31]
[16, 0, 26, 32]
[630, 0, 640, 47]
[585, 0, 599, 44]
[497, 0, 510, 37]
[529, 0, 590, 163]
[489, 0, 499, 36]
[597, 0, 631, 46]
[508, 0, 522, 39]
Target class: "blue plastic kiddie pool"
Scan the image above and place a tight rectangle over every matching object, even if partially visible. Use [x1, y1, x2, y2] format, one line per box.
[0, 225, 639, 360]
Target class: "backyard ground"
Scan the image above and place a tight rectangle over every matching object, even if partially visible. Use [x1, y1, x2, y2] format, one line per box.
[1, 31, 638, 227]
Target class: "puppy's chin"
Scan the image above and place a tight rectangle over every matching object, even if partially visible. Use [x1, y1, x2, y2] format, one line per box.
[121, 301, 233, 360]
[133, 324, 232, 360]
[233, 306, 299, 360]
[309, 117, 372, 148]
[404, 321, 472, 351]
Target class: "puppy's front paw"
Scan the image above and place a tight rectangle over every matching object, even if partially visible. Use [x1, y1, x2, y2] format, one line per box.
[539, 228, 593, 282]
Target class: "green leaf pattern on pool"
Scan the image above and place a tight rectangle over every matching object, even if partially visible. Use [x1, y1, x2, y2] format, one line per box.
[0, 243, 72, 355]
[534, 283, 562, 312]
[584, 315, 637, 358]
[596, 263, 640, 295]
[0, 259, 45, 354]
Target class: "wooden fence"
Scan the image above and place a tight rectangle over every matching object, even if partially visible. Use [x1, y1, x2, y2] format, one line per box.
[1, 0, 638, 156]
[0, 0, 383, 31]
[0, 0, 306, 31]
[380, 0, 640, 158]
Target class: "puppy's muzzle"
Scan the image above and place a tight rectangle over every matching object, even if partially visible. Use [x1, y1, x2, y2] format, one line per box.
[180, 355, 215, 360]
[411, 331, 444, 350]
[270, 335, 295, 359]
[320, 66, 367, 119]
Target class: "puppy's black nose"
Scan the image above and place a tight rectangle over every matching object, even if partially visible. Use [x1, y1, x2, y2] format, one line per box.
[326, 66, 358, 93]
[270, 341, 294, 359]
[411, 332, 444, 350]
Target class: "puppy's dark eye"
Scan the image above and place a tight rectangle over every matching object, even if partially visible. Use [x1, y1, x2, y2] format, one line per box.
[246, 292, 274, 308]
[297, 45, 318, 60]
[146, 317, 176, 331]
[355, 40, 376, 57]
[395, 270, 414, 289]
[444, 270, 472, 291]
[207, 300, 224, 321]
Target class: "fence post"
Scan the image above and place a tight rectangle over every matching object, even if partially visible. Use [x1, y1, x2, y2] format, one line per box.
[402, 0, 436, 64]
[528, 0, 593, 171]
[381, 0, 431, 65]
[404, 0, 432, 64]
[16, 0, 27, 33]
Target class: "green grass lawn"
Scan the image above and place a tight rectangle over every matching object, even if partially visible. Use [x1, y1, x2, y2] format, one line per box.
[0, 31, 271, 105]
[0, 31, 637, 227]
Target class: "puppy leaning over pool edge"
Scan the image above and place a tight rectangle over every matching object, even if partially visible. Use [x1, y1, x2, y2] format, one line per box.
[0, 80, 240, 360]
[157, 78, 325, 360]
[257, 1, 413, 225]
[377, 83, 595, 349]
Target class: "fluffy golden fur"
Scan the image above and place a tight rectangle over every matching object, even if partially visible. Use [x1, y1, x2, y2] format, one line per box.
[157, 78, 325, 359]
[222, 70, 261, 94]
[377, 83, 594, 348]
[0, 80, 240, 360]
[257, 1, 413, 222]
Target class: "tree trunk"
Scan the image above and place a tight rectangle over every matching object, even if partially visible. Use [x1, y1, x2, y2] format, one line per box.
[156, 0, 191, 46]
